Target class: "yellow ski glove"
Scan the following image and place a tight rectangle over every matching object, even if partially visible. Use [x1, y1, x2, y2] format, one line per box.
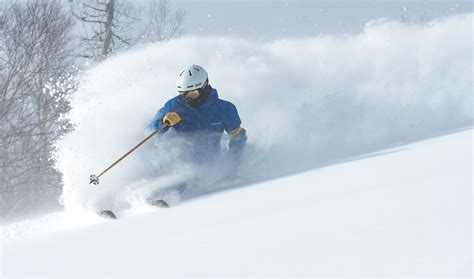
[162, 112, 182, 127]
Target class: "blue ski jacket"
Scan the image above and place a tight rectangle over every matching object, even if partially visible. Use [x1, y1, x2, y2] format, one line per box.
[148, 88, 247, 161]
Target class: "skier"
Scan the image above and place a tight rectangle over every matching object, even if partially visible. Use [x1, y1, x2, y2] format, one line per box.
[147, 64, 247, 206]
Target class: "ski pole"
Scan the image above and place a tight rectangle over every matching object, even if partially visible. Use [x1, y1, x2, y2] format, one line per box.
[89, 125, 166, 185]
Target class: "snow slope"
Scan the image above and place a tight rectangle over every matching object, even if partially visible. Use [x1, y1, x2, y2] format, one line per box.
[2, 129, 471, 277]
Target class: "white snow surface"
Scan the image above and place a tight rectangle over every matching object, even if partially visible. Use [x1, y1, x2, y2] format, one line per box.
[1, 14, 473, 277]
[2, 129, 472, 277]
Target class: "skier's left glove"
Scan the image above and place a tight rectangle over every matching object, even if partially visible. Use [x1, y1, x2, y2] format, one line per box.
[228, 127, 247, 154]
[162, 112, 181, 127]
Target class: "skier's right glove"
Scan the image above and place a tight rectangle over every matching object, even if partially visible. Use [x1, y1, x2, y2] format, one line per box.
[162, 112, 181, 127]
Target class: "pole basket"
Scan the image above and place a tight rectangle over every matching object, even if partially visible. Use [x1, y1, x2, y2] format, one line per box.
[89, 174, 100, 185]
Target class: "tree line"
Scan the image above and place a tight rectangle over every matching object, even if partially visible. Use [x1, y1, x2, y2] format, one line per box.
[0, 0, 186, 222]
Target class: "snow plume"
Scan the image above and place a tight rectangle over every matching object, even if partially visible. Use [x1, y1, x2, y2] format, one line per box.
[57, 14, 472, 213]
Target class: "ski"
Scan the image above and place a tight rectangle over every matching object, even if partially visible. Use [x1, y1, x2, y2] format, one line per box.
[149, 199, 169, 208]
[97, 200, 168, 220]
[98, 210, 117, 219]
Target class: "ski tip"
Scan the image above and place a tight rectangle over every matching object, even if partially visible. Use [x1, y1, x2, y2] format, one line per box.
[150, 199, 169, 208]
[98, 210, 117, 219]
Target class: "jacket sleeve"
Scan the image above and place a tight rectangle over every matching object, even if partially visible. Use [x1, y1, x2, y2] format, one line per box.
[222, 101, 247, 154]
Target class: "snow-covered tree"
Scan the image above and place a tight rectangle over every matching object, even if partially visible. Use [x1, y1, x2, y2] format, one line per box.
[70, 0, 142, 60]
[0, 0, 77, 221]
[70, 0, 186, 60]
[146, 0, 186, 42]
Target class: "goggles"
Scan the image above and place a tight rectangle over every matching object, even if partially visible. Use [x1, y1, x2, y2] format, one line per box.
[179, 89, 200, 100]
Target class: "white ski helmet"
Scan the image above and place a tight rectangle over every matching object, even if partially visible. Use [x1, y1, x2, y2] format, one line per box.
[176, 64, 208, 92]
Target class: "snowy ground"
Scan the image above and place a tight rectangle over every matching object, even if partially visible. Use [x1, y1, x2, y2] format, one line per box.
[2, 128, 471, 277]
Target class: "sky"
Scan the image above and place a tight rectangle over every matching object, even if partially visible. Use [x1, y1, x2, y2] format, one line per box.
[170, 0, 472, 39]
